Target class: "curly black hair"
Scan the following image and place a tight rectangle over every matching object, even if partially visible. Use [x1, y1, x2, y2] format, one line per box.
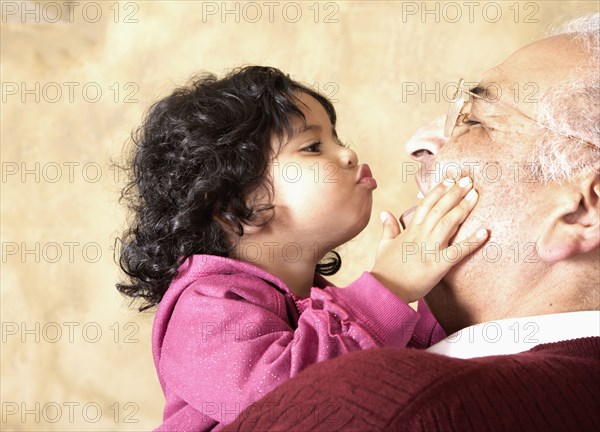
[116, 66, 342, 311]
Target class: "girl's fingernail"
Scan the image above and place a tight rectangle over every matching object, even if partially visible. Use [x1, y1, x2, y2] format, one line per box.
[380, 212, 388, 223]
[465, 189, 478, 201]
[458, 176, 472, 188]
[417, 191, 425, 199]
[476, 228, 487, 239]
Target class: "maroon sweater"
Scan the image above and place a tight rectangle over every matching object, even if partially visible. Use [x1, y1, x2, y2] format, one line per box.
[224, 337, 600, 431]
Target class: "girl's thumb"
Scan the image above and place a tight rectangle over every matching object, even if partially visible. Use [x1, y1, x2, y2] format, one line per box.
[380, 211, 401, 240]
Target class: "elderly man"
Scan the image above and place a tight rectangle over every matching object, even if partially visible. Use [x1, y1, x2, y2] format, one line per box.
[224, 14, 600, 431]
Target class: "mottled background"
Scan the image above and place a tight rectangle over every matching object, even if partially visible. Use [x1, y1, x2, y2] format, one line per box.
[2, 0, 598, 430]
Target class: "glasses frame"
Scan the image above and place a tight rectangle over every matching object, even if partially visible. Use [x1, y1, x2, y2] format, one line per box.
[444, 78, 598, 151]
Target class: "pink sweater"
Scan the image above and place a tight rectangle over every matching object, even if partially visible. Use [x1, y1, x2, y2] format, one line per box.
[152, 255, 445, 431]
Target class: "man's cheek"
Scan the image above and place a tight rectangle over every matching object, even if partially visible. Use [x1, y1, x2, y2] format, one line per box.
[451, 195, 489, 244]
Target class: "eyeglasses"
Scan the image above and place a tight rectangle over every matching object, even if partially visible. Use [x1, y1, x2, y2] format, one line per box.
[444, 78, 598, 151]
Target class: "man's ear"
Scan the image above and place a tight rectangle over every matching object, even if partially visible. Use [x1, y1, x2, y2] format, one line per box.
[537, 172, 600, 262]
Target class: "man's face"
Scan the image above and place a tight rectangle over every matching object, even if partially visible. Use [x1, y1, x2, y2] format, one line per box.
[404, 35, 591, 327]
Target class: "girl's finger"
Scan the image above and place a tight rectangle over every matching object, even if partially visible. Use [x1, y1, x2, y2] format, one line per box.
[379, 211, 402, 241]
[418, 176, 473, 234]
[430, 188, 479, 246]
[436, 227, 489, 273]
[412, 177, 456, 225]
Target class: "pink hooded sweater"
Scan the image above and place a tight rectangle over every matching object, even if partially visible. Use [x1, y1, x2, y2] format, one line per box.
[152, 255, 445, 431]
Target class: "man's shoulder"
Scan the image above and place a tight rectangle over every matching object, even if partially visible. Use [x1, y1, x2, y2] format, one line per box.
[320, 336, 600, 387]
[225, 337, 600, 431]
[526, 334, 600, 358]
[391, 337, 600, 429]
[323, 337, 600, 401]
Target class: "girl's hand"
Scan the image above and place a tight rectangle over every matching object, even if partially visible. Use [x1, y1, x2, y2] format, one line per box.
[370, 177, 488, 303]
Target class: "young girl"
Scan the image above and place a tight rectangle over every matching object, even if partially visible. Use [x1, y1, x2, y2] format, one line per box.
[116, 66, 487, 431]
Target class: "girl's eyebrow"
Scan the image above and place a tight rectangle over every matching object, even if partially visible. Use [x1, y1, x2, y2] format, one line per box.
[297, 123, 322, 134]
[295, 123, 338, 142]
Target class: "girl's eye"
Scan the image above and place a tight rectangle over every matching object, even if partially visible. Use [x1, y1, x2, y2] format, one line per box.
[302, 141, 321, 153]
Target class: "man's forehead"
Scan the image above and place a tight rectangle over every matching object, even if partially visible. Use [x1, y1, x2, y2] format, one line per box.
[481, 35, 587, 89]
[472, 36, 586, 117]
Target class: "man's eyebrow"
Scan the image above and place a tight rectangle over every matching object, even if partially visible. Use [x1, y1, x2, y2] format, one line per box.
[469, 85, 503, 111]
[470, 85, 492, 99]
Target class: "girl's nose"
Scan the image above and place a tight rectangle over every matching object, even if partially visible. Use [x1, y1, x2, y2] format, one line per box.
[340, 147, 358, 169]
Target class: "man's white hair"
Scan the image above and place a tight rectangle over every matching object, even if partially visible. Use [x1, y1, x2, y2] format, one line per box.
[531, 13, 600, 182]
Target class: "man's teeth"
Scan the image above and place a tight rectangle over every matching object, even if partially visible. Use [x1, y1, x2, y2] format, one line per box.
[417, 191, 425, 199]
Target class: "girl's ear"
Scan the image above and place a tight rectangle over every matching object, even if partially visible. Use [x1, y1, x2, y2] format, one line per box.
[215, 184, 275, 237]
[215, 210, 269, 237]
[236, 223, 265, 236]
[537, 172, 600, 262]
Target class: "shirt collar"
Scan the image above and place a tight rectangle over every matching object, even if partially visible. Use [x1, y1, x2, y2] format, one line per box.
[426, 311, 600, 359]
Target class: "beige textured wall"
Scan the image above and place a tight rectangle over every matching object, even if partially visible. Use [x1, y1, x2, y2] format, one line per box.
[2, 1, 598, 430]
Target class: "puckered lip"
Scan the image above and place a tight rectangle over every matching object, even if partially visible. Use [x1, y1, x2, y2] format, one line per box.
[356, 163, 377, 190]
[356, 163, 373, 183]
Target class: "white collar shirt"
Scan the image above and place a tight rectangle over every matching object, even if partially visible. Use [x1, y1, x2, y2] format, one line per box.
[426, 311, 600, 359]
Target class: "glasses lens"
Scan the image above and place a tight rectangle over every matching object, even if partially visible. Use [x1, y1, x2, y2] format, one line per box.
[444, 96, 464, 137]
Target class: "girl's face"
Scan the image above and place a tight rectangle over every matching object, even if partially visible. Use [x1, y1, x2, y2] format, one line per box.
[267, 92, 376, 258]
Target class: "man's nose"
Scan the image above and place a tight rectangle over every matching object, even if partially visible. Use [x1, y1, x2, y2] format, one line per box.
[404, 115, 449, 161]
